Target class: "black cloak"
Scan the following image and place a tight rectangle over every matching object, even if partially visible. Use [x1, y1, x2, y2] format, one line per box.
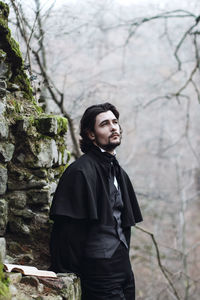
[50, 146, 142, 226]
[49, 146, 143, 274]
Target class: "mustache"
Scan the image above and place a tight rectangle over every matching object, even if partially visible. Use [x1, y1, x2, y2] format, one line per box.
[109, 132, 120, 138]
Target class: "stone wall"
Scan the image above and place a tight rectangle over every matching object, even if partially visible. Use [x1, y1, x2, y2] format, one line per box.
[0, 2, 81, 299]
[0, 0, 69, 248]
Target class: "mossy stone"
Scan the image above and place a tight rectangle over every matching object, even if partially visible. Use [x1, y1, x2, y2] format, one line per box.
[0, 257, 11, 300]
[0, 2, 9, 20]
[56, 116, 68, 135]
[0, 2, 33, 99]
[35, 115, 68, 136]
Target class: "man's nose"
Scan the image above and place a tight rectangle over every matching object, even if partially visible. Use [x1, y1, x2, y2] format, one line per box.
[111, 123, 117, 131]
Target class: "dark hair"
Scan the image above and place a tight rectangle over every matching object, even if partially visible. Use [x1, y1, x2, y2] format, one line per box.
[79, 102, 120, 153]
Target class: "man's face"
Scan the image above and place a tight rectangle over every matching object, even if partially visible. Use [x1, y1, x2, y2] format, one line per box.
[89, 110, 121, 152]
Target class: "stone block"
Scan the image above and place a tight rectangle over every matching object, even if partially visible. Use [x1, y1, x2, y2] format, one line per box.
[0, 98, 6, 115]
[15, 118, 31, 133]
[0, 237, 6, 261]
[31, 168, 47, 178]
[9, 217, 30, 235]
[0, 198, 8, 235]
[9, 284, 18, 298]
[33, 139, 59, 168]
[8, 272, 22, 284]
[59, 274, 81, 299]
[39, 274, 81, 299]
[0, 142, 15, 162]
[7, 191, 27, 208]
[35, 117, 58, 136]
[0, 163, 7, 195]
[14, 118, 38, 137]
[10, 208, 34, 219]
[35, 116, 68, 136]
[7, 178, 47, 190]
[27, 189, 50, 205]
[20, 276, 39, 288]
[0, 117, 8, 139]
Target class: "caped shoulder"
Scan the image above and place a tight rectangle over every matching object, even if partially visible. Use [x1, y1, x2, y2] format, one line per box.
[66, 153, 96, 174]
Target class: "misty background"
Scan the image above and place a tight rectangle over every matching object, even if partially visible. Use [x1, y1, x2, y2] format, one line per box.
[8, 0, 200, 299]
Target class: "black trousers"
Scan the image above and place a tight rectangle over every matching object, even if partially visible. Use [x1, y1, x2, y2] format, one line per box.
[80, 243, 135, 300]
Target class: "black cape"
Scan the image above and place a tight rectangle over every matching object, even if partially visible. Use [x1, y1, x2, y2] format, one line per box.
[50, 146, 143, 227]
[49, 146, 143, 274]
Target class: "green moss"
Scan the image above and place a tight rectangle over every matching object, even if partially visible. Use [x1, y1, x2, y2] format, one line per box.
[55, 164, 67, 176]
[66, 150, 71, 163]
[55, 116, 68, 135]
[0, 2, 9, 20]
[0, 263, 10, 300]
[58, 144, 66, 162]
[34, 115, 68, 136]
[0, 21, 22, 70]
[4, 95, 43, 124]
[8, 98, 22, 113]
[32, 100, 43, 115]
[0, 3, 33, 99]
[57, 144, 70, 165]
[13, 73, 33, 99]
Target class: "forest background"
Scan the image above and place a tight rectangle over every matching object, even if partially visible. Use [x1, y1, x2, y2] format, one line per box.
[7, 0, 200, 299]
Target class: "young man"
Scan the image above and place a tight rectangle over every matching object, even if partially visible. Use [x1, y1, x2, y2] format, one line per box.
[50, 103, 143, 300]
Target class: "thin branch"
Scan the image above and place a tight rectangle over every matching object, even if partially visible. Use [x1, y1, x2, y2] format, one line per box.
[24, 9, 39, 62]
[10, 0, 81, 159]
[34, 0, 47, 69]
[143, 95, 173, 108]
[191, 80, 200, 103]
[174, 23, 198, 70]
[135, 225, 181, 300]
[33, 50, 81, 158]
[185, 135, 200, 165]
[123, 10, 197, 45]
[10, 0, 32, 72]
[175, 62, 198, 95]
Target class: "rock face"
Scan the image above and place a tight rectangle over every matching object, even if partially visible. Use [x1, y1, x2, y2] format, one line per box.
[0, 2, 80, 299]
[8, 272, 81, 300]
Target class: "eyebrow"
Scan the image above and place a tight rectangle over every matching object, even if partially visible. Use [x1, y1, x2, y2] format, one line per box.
[98, 118, 118, 126]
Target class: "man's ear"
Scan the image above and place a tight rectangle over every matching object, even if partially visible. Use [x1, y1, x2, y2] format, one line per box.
[87, 130, 95, 141]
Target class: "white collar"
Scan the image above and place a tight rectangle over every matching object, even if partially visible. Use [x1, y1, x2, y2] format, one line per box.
[99, 147, 116, 156]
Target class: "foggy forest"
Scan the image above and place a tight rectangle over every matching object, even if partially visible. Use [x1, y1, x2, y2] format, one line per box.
[7, 0, 200, 299]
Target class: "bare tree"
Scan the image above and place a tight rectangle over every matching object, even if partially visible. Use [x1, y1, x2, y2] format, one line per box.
[8, 2, 200, 299]
[9, 0, 81, 158]
[119, 9, 200, 105]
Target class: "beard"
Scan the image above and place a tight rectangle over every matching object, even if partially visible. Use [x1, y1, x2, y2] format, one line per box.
[94, 133, 122, 152]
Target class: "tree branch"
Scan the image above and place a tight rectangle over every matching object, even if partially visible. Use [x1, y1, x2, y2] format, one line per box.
[135, 225, 181, 300]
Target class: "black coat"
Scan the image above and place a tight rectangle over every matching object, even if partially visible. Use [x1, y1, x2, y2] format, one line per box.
[49, 146, 143, 274]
